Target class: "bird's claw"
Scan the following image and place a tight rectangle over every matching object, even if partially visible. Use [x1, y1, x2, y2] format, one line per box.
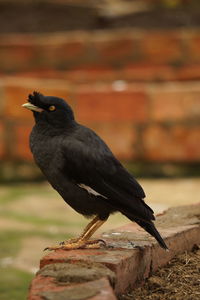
[59, 241, 65, 245]
[43, 246, 58, 251]
[96, 239, 107, 246]
[44, 239, 106, 251]
[128, 241, 135, 248]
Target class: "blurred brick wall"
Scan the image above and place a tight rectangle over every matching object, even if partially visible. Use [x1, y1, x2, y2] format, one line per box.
[1, 30, 200, 80]
[0, 30, 200, 164]
[0, 78, 200, 163]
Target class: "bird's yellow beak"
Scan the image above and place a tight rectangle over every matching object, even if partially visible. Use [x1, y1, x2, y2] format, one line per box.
[22, 103, 43, 113]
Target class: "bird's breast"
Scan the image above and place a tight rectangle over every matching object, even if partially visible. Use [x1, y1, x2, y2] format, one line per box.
[30, 132, 63, 174]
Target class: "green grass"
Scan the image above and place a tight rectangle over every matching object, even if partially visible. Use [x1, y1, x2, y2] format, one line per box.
[0, 210, 71, 226]
[0, 229, 33, 300]
[0, 184, 54, 204]
[0, 183, 90, 300]
[0, 231, 22, 259]
[0, 226, 72, 300]
[0, 268, 33, 300]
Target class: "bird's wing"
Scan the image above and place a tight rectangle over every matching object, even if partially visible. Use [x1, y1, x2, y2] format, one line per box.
[61, 126, 154, 221]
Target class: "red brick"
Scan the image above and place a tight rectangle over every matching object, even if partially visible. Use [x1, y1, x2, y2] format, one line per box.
[150, 87, 200, 122]
[123, 63, 175, 81]
[39, 219, 200, 296]
[87, 122, 136, 160]
[29, 276, 116, 300]
[14, 123, 34, 161]
[75, 87, 149, 122]
[12, 63, 200, 83]
[37, 204, 200, 297]
[141, 32, 183, 64]
[0, 39, 86, 71]
[29, 275, 65, 300]
[39, 41, 86, 65]
[176, 64, 200, 81]
[72, 65, 114, 72]
[0, 45, 35, 71]
[14, 67, 117, 84]
[40, 248, 151, 295]
[142, 125, 200, 161]
[188, 36, 200, 63]
[60, 41, 86, 58]
[40, 225, 152, 295]
[4, 79, 72, 120]
[95, 38, 134, 61]
[67, 65, 116, 83]
[0, 121, 5, 158]
[0, 30, 197, 75]
[14, 69, 64, 80]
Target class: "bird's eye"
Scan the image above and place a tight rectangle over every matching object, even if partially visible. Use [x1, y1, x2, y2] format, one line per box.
[49, 105, 56, 111]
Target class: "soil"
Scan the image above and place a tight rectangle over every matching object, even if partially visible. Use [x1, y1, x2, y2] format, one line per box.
[1, 1, 200, 33]
[120, 246, 200, 300]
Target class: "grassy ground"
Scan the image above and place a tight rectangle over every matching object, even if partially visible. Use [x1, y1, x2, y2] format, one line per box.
[120, 247, 200, 300]
[0, 178, 199, 300]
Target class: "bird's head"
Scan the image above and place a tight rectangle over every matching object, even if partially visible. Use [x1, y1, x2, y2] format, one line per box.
[22, 91, 75, 127]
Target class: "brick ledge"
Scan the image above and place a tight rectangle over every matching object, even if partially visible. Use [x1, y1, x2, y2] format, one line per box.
[29, 203, 200, 299]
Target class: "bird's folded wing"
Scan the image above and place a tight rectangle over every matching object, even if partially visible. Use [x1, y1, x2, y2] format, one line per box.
[61, 129, 154, 221]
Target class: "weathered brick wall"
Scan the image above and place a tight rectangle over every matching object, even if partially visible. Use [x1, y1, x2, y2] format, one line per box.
[0, 29, 200, 166]
[28, 204, 200, 300]
[1, 30, 200, 78]
[0, 77, 200, 163]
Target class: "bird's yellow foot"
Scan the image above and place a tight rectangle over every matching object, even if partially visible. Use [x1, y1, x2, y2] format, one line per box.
[44, 238, 106, 251]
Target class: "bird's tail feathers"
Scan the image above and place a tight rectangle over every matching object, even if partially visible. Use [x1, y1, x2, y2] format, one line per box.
[125, 214, 168, 250]
[135, 219, 168, 250]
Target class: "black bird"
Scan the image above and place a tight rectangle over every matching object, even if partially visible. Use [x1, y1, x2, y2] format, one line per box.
[22, 91, 168, 251]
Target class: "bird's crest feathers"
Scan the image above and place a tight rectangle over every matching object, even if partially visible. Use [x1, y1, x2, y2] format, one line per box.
[27, 91, 75, 123]
[28, 91, 44, 107]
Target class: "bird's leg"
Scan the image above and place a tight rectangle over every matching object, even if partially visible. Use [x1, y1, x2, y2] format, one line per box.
[45, 216, 107, 251]
[60, 216, 105, 245]
[79, 216, 106, 240]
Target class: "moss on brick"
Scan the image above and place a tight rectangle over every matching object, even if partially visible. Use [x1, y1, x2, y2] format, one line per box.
[38, 261, 116, 286]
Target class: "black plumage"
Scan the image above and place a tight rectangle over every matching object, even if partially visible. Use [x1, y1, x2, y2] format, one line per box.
[22, 91, 168, 250]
